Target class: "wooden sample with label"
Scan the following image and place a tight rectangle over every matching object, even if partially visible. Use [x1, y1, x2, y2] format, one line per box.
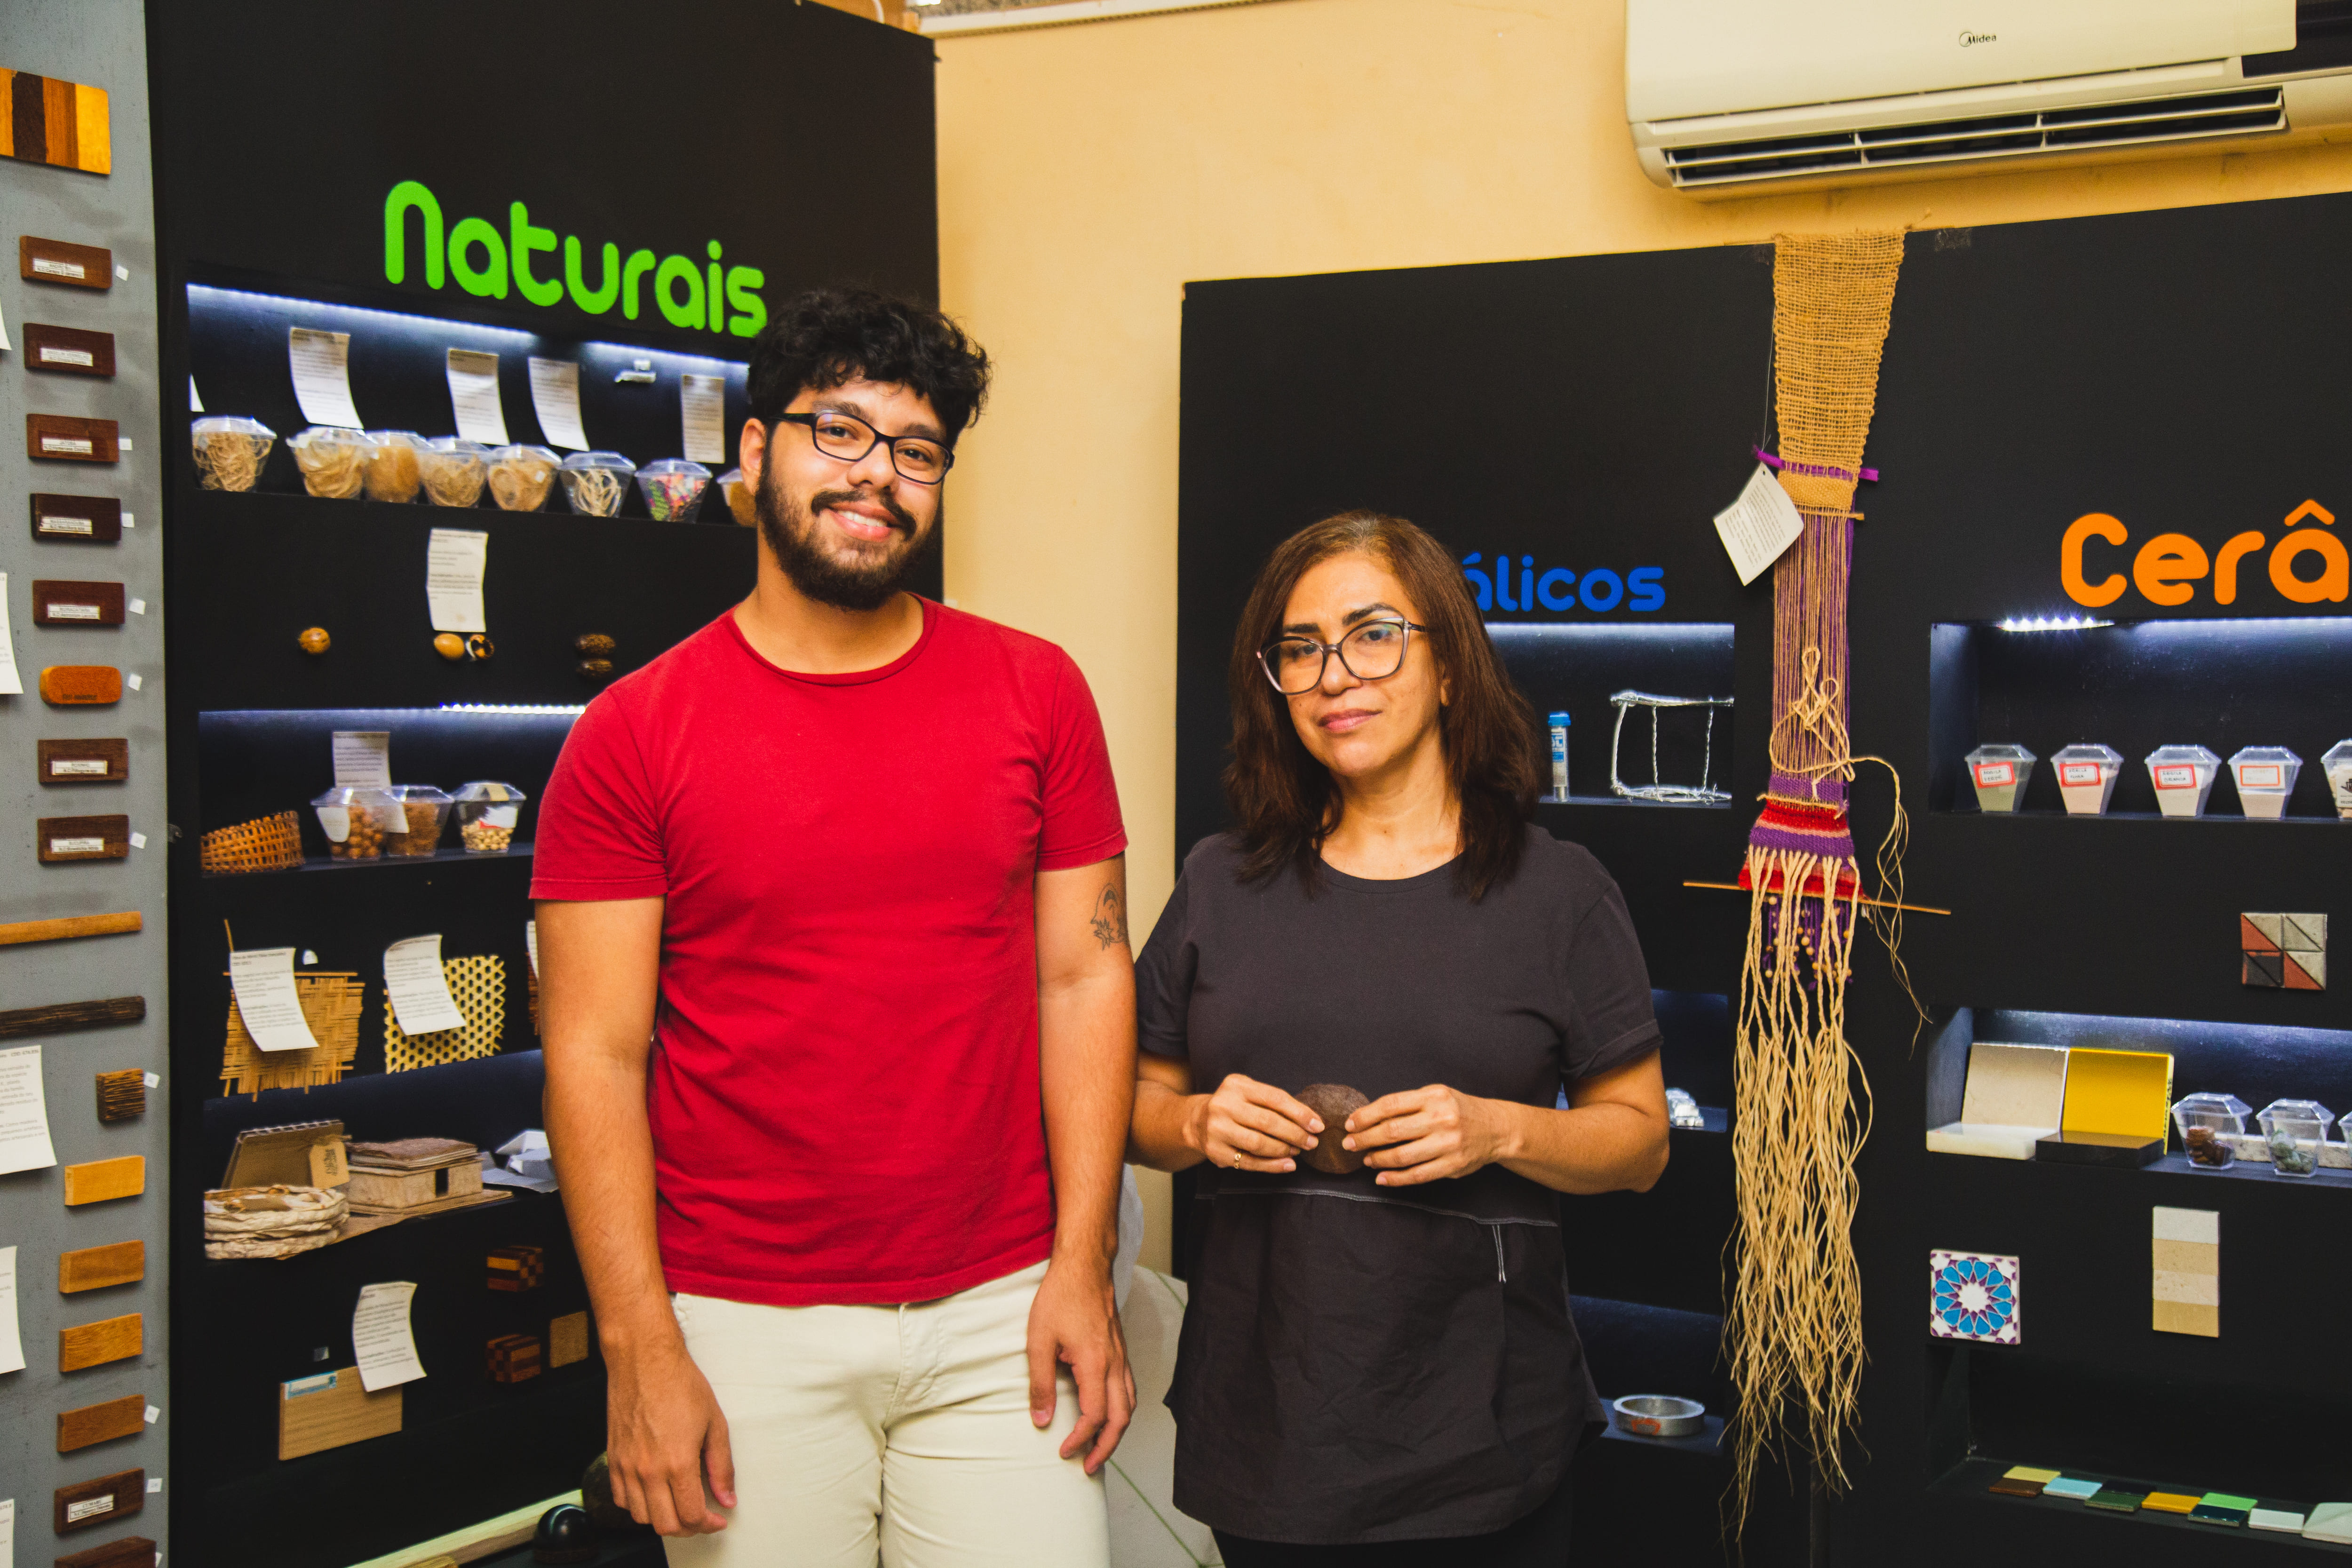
[548, 1309, 591, 1369]
[59, 1312, 143, 1372]
[487, 1244, 544, 1291]
[57, 1393, 146, 1452]
[0, 71, 111, 174]
[23, 322, 115, 376]
[21, 235, 112, 288]
[53, 1469, 143, 1534]
[31, 493, 123, 542]
[486, 1332, 543, 1382]
[96, 1068, 144, 1122]
[57, 1537, 158, 1568]
[278, 1367, 401, 1459]
[39, 738, 130, 785]
[0, 994, 143, 1038]
[39, 814, 130, 863]
[29, 414, 120, 463]
[62, 1155, 144, 1205]
[59, 1239, 145, 1293]
[40, 666, 121, 705]
[33, 581, 126, 626]
[0, 911, 140, 947]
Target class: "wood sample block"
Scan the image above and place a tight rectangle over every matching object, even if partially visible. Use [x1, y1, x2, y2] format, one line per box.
[53, 1468, 143, 1533]
[62, 1155, 144, 1205]
[32, 580, 126, 627]
[40, 814, 130, 864]
[0, 70, 111, 173]
[278, 1366, 402, 1460]
[59, 1312, 142, 1371]
[39, 666, 121, 706]
[2034, 1130, 2161, 1167]
[95, 1069, 144, 1122]
[39, 739, 130, 785]
[57, 1393, 145, 1452]
[56, 1536, 157, 1568]
[20, 235, 111, 288]
[1960, 1043, 2069, 1127]
[2058, 1047, 2173, 1141]
[486, 1244, 544, 1292]
[31, 493, 124, 542]
[548, 1310, 591, 1369]
[0, 994, 143, 1039]
[58, 1239, 145, 1293]
[486, 1333, 543, 1383]
[0, 910, 139, 947]
[2153, 1206, 2220, 1338]
[23, 322, 115, 376]
[29, 414, 120, 463]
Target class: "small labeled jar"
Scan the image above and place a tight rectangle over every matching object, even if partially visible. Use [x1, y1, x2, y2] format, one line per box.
[2170, 1092, 2249, 1170]
[362, 430, 426, 502]
[2145, 745, 2220, 818]
[451, 780, 528, 854]
[192, 415, 277, 492]
[380, 784, 453, 857]
[311, 785, 401, 861]
[1965, 744, 2035, 812]
[419, 438, 490, 507]
[718, 466, 758, 526]
[289, 426, 370, 499]
[2052, 744, 2123, 816]
[637, 458, 713, 522]
[2256, 1098, 2333, 1178]
[486, 445, 561, 511]
[2228, 746, 2302, 820]
[2324, 740, 2352, 820]
[558, 451, 636, 517]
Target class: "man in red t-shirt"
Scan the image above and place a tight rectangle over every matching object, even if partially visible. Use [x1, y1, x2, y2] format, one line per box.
[534, 289, 1136, 1566]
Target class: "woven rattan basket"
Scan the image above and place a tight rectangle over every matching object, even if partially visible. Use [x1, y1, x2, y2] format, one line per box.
[220, 971, 365, 1096]
[200, 811, 306, 875]
[385, 954, 507, 1072]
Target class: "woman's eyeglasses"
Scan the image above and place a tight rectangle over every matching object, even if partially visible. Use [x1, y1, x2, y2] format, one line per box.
[1257, 620, 1426, 695]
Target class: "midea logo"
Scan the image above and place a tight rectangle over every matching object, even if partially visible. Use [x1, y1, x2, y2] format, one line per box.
[1958, 29, 1997, 45]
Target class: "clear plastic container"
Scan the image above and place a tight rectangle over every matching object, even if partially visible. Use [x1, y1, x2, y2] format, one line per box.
[558, 451, 635, 517]
[289, 426, 370, 499]
[2256, 1098, 2333, 1178]
[419, 438, 490, 508]
[2171, 1092, 2249, 1170]
[451, 780, 529, 854]
[2228, 746, 2303, 820]
[2052, 743, 2123, 816]
[637, 458, 712, 522]
[310, 785, 402, 861]
[191, 415, 276, 492]
[1966, 744, 2035, 812]
[717, 466, 757, 526]
[362, 430, 426, 502]
[486, 445, 561, 512]
[380, 784, 454, 857]
[2145, 744, 2221, 818]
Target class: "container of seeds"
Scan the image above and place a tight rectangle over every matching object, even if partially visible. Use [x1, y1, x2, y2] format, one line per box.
[559, 451, 636, 517]
[2145, 744, 2220, 818]
[2324, 740, 2352, 819]
[311, 785, 402, 861]
[451, 780, 528, 854]
[2052, 743, 2124, 816]
[192, 415, 277, 492]
[487, 444, 561, 512]
[2228, 746, 2302, 819]
[2256, 1098, 2333, 1178]
[362, 430, 426, 502]
[2170, 1092, 2249, 1170]
[419, 438, 490, 508]
[1965, 744, 2035, 812]
[637, 458, 712, 522]
[289, 426, 369, 499]
[718, 466, 757, 526]
[379, 784, 454, 856]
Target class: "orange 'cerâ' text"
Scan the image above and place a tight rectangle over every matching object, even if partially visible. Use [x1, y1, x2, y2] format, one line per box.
[2062, 500, 2350, 608]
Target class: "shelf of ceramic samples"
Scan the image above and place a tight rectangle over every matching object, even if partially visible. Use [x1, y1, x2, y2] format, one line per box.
[1931, 1458, 2352, 1549]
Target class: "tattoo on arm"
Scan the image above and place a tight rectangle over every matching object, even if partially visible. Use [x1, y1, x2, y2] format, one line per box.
[1089, 885, 1129, 950]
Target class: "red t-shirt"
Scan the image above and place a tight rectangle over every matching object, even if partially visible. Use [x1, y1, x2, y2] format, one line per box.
[531, 600, 1127, 1306]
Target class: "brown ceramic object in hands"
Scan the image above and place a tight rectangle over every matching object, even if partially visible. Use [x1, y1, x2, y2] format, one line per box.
[1297, 1083, 1370, 1174]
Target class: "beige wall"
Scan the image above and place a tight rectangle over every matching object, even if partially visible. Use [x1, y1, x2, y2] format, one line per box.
[932, 0, 2352, 1267]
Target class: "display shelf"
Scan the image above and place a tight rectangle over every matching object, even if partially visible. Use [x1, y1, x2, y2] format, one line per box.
[1928, 1460, 2352, 1556]
[1539, 791, 1735, 811]
[203, 844, 535, 878]
[1928, 1146, 2352, 1194]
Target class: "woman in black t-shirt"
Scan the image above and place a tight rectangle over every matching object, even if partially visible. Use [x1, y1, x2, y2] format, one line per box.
[1128, 511, 1673, 1566]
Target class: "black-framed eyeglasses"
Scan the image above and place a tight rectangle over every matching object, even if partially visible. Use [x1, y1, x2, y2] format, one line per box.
[1258, 619, 1428, 695]
[775, 410, 955, 485]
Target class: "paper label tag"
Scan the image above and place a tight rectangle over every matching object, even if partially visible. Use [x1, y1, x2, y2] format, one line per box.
[682, 374, 728, 465]
[48, 603, 102, 620]
[33, 256, 86, 278]
[42, 436, 95, 454]
[190, 375, 204, 414]
[528, 357, 590, 451]
[290, 327, 365, 429]
[384, 934, 467, 1035]
[426, 528, 490, 634]
[40, 346, 95, 366]
[2237, 763, 2284, 788]
[1972, 762, 2016, 788]
[231, 947, 324, 1054]
[309, 1140, 349, 1186]
[316, 805, 351, 842]
[446, 349, 509, 446]
[285, 1370, 340, 1398]
[38, 514, 94, 534]
[1712, 463, 1807, 587]
[2154, 764, 2199, 788]
[65, 1496, 114, 1522]
[0, 573, 17, 696]
[526, 917, 539, 979]
[0, 1045, 58, 1179]
[330, 730, 393, 788]
[49, 836, 105, 854]
[2058, 762, 2102, 785]
[353, 1281, 428, 1392]
[49, 758, 108, 776]
[481, 804, 520, 830]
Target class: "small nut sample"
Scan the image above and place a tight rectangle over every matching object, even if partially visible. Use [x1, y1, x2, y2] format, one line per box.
[434, 632, 464, 660]
[1296, 1083, 1371, 1174]
[576, 658, 613, 680]
[575, 633, 615, 656]
[298, 627, 331, 655]
[463, 633, 494, 661]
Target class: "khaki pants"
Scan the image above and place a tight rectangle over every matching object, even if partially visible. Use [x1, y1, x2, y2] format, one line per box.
[663, 1259, 1109, 1568]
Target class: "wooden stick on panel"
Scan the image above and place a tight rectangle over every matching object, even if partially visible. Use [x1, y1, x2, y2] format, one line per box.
[59, 1312, 142, 1372]
[59, 1240, 144, 1292]
[0, 994, 143, 1039]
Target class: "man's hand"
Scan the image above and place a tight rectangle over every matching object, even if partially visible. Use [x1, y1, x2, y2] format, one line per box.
[605, 1336, 737, 1536]
[1345, 1083, 1518, 1186]
[1025, 1256, 1136, 1475]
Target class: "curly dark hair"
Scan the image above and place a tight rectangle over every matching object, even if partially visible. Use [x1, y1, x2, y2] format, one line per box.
[1225, 510, 1541, 902]
[746, 288, 992, 439]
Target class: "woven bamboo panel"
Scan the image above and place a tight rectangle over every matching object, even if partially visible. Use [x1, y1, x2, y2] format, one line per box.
[200, 811, 306, 875]
[384, 955, 505, 1073]
[220, 972, 364, 1097]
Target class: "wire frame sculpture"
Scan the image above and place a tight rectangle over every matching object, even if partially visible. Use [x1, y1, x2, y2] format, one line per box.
[1608, 690, 1734, 804]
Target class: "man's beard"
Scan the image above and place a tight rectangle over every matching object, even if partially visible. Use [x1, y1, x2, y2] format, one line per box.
[756, 467, 937, 612]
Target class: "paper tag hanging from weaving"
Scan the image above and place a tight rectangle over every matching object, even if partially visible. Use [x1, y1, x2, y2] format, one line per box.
[1713, 463, 1805, 586]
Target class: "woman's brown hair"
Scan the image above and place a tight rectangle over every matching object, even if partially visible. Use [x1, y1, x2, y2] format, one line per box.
[1223, 510, 1541, 900]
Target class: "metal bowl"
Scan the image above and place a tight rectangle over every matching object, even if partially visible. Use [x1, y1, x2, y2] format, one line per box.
[1611, 1393, 1707, 1438]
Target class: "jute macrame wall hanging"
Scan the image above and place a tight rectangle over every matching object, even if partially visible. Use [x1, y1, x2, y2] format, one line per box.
[1725, 230, 1909, 1530]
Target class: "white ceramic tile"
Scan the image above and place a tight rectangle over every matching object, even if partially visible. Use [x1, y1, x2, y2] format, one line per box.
[2152, 1206, 2220, 1245]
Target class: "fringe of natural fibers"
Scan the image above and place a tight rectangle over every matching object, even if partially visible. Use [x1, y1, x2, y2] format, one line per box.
[1724, 230, 1907, 1539]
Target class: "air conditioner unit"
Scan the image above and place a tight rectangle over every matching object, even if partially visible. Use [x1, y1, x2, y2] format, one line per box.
[1628, 0, 2352, 195]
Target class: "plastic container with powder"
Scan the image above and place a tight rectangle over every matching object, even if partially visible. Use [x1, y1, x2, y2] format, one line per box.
[2051, 743, 2123, 816]
[487, 445, 560, 512]
[558, 451, 636, 517]
[289, 426, 369, 499]
[1965, 744, 2034, 812]
[192, 415, 277, 492]
[718, 466, 757, 526]
[362, 430, 425, 502]
[2228, 746, 2302, 819]
[2145, 745, 2220, 818]
[2326, 740, 2352, 819]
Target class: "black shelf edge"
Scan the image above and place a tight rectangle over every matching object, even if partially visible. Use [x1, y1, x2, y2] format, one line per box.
[1538, 795, 1737, 812]
[1927, 1148, 2352, 1193]
[201, 844, 535, 880]
[1935, 808, 2352, 828]
[1931, 1458, 2352, 1552]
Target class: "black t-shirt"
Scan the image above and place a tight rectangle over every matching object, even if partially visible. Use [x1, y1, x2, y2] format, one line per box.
[1136, 827, 1661, 1544]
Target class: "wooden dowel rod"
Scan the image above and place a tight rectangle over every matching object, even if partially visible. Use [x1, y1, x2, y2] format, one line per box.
[0, 995, 145, 1040]
[1682, 880, 1952, 917]
[0, 911, 142, 947]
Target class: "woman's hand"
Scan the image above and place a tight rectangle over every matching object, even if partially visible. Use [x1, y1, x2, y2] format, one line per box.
[1345, 1084, 1519, 1186]
[1187, 1074, 1321, 1173]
